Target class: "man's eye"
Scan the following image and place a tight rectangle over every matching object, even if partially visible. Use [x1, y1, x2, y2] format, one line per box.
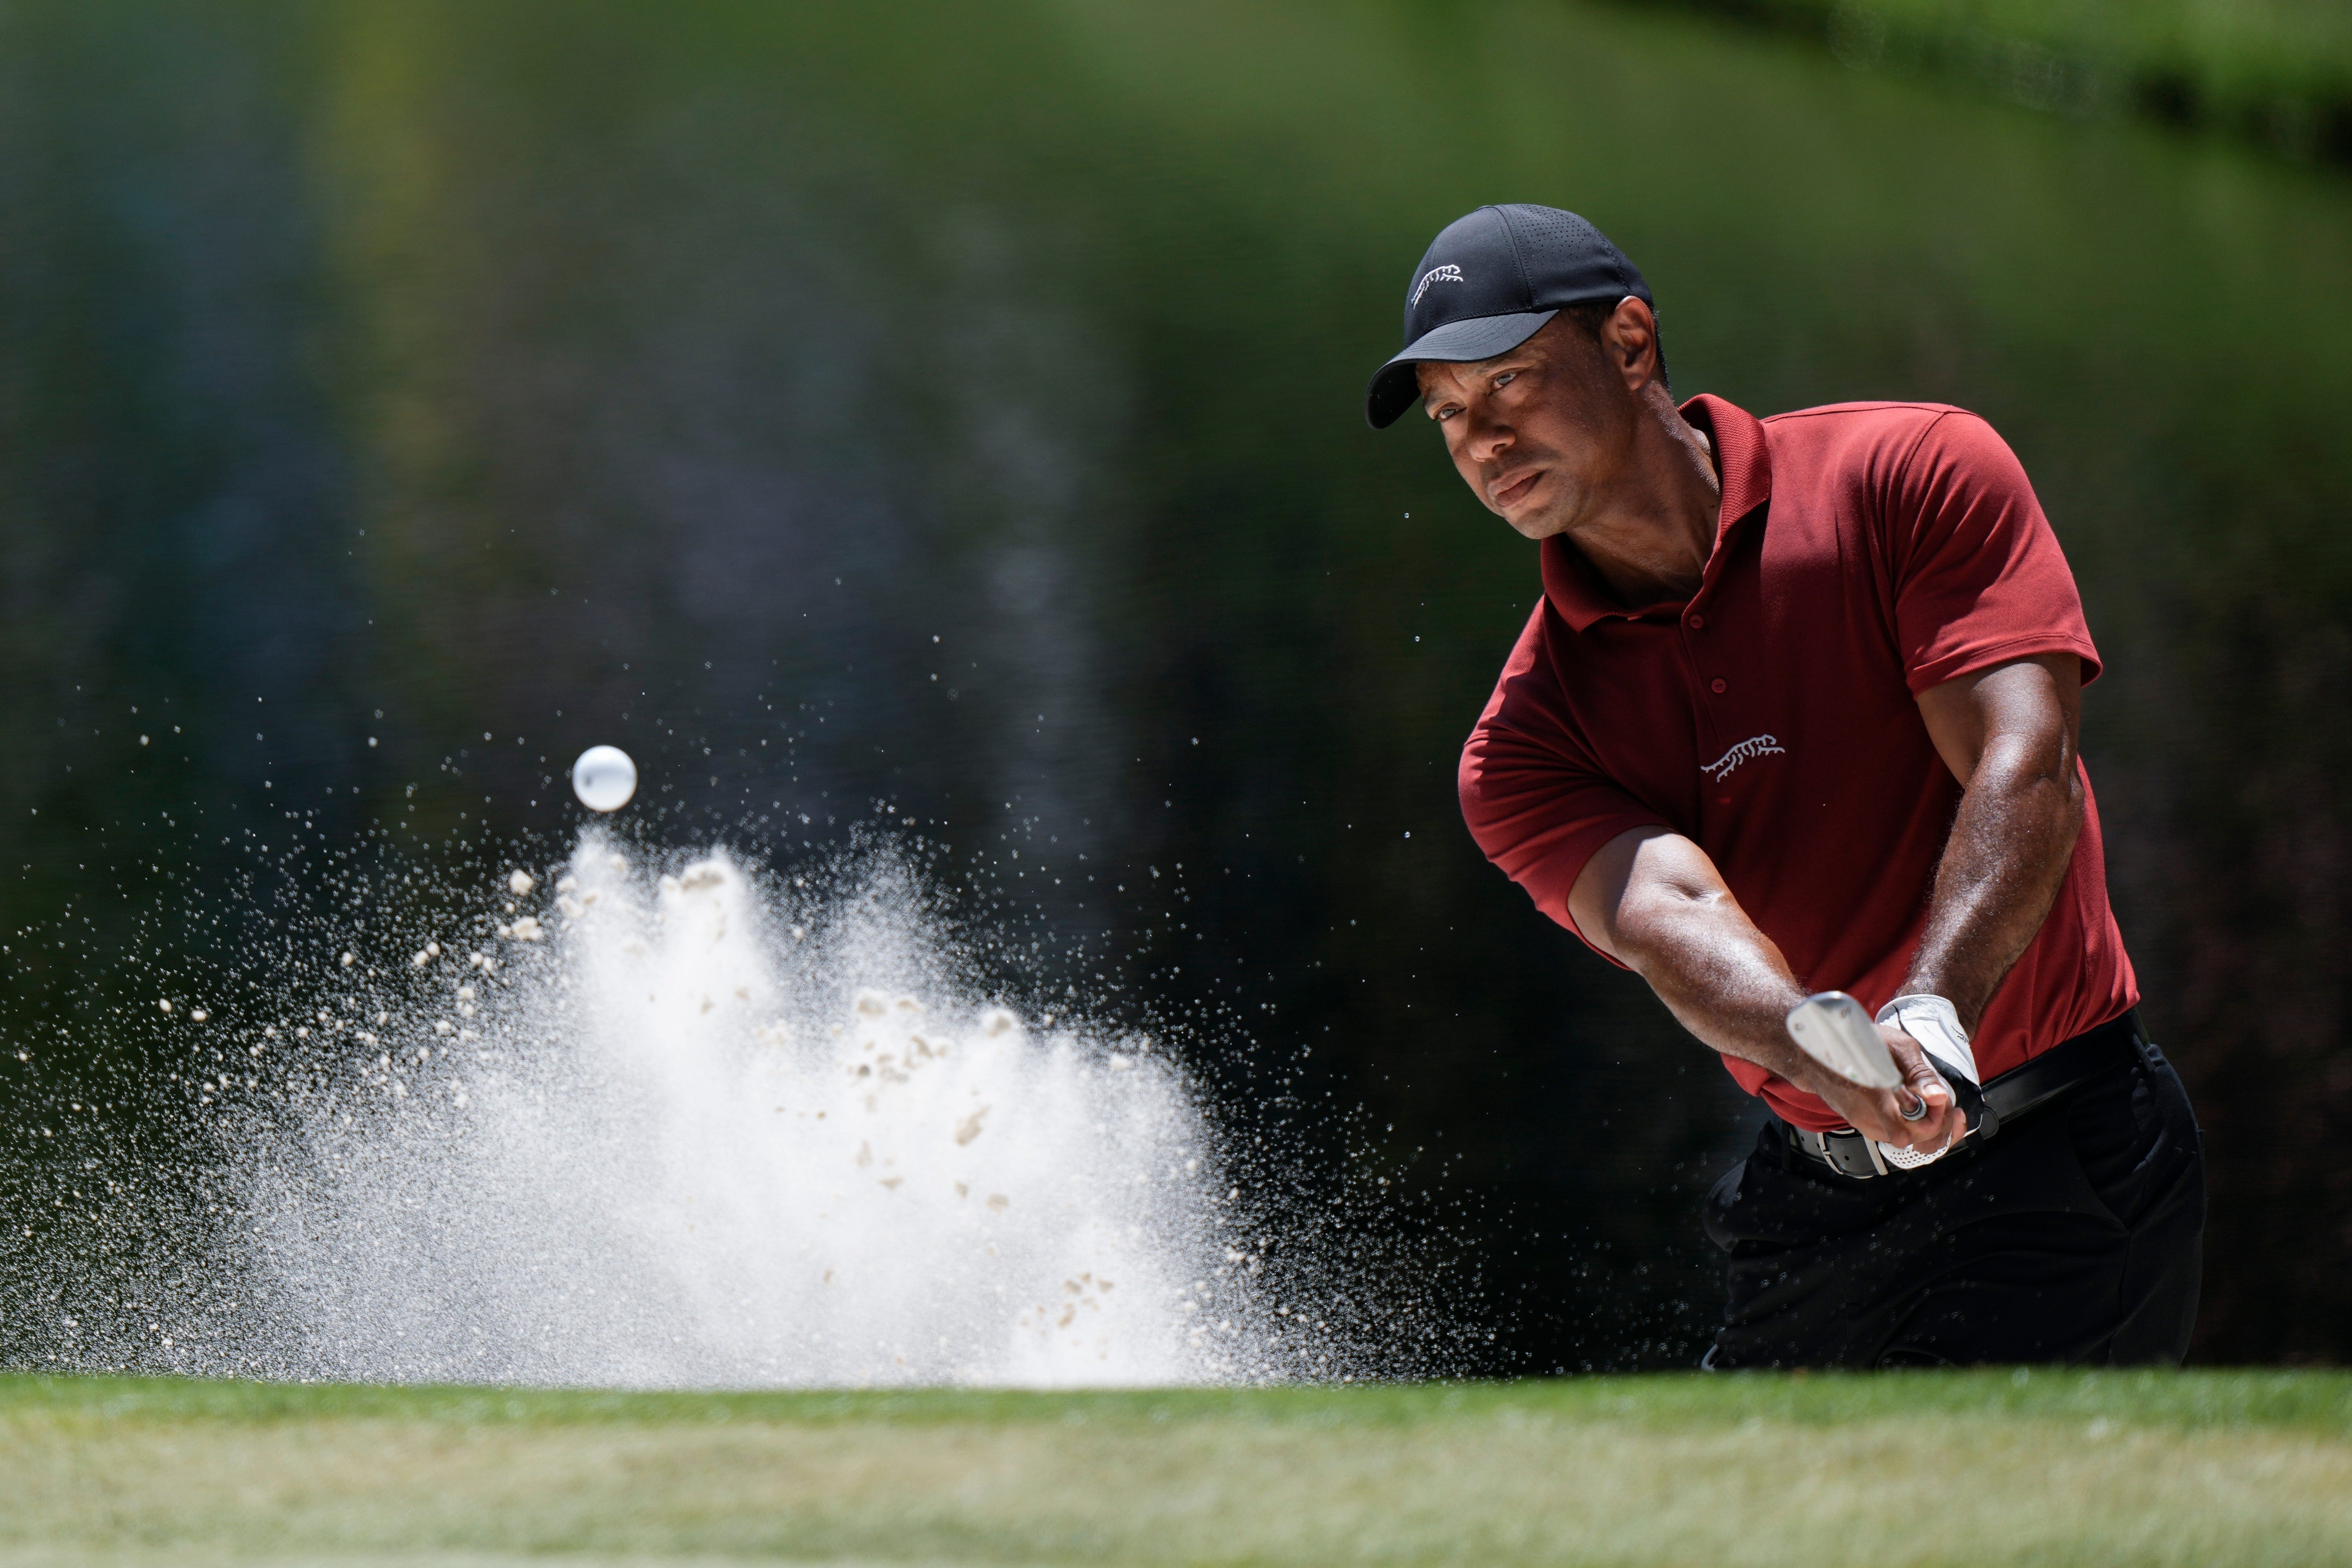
[1493, 371, 1517, 390]
[1431, 406, 1459, 422]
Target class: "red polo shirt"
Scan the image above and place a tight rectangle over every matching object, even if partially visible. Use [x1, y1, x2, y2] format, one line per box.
[1458, 395, 2138, 1132]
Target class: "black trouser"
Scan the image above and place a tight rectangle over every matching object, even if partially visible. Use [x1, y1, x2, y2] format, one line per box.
[1701, 1016, 2205, 1368]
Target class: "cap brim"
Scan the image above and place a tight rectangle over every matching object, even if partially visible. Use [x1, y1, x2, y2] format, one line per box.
[1363, 309, 1558, 429]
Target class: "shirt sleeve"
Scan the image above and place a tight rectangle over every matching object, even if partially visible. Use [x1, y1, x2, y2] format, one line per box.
[1458, 604, 1668, 953]
[1886, 411, 2102, 694]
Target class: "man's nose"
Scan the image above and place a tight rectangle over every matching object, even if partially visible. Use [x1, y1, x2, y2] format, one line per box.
[1462, 403, 1512, 462]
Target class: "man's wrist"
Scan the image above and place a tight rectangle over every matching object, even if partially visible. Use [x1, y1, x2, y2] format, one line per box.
[1753, 989, 1833, 1093]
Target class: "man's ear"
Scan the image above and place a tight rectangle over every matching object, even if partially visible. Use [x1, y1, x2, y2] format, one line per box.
[1603, 297, 1659, 393]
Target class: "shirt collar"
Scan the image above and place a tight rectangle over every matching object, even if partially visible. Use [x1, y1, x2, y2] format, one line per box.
[1538, 392, 1773, 631]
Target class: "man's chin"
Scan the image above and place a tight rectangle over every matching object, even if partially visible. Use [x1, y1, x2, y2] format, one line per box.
[1503, 508, 1571, 542]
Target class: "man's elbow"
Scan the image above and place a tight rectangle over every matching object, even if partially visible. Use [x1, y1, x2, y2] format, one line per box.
[1603, 879, 1726, 973]
[1984, 731, 2082, 804]
[1976, 734, 2085, 861]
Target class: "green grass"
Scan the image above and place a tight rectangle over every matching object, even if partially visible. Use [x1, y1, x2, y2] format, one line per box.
[6, 1372, 2352, 1566]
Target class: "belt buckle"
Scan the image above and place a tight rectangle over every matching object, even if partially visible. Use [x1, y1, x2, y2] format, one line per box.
[1799, 1127, 1882, 1180]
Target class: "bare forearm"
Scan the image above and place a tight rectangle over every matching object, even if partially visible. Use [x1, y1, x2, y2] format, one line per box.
[1903, 741, 2082, 1031]
[1572, 826, 1964, 1147]
[1609, 885, 1819, 1089]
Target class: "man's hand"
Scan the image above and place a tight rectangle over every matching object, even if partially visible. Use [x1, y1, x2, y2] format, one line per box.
[1566, 828, 1960, 1152]
[1801, 1023, 1966, 1149]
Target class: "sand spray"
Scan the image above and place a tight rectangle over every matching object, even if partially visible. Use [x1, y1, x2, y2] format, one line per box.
[6, 827, 1432, 1385]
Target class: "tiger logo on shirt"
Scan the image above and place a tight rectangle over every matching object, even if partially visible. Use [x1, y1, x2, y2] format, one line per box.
[1701, 734, 1785, 782]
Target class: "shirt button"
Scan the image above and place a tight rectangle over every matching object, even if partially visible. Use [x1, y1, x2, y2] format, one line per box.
[1710, 677, 1728, 694]
[1688, 613, 1705, 630]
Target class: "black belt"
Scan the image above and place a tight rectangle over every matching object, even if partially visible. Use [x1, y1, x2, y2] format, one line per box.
[1785, 1010, 2145, 1180]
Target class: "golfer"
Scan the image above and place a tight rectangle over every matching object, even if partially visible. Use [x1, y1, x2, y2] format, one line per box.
[1370, 205, 2205, 1367]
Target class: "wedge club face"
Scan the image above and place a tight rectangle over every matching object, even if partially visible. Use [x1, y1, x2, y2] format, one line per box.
[1784, 991, 1904, 1091]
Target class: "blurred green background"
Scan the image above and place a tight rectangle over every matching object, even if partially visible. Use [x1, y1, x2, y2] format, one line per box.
[1682, 0, 2352, 164]
[1, 0, 2347, 1369]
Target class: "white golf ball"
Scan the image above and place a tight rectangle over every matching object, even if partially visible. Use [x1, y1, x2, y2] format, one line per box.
[571, 745, 638, 813]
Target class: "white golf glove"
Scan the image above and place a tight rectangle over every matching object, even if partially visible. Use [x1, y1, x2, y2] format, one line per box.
[1873, 994, 1976, 1169]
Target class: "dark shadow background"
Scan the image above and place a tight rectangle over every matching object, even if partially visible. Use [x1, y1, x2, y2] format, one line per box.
[2, 0, 2347, 1369]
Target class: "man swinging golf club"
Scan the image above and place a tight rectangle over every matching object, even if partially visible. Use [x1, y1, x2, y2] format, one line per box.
[1372, 205, 2205, 1366]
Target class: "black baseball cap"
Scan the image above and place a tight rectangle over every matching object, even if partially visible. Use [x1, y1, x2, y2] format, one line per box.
[1364, 204, 1654, 429]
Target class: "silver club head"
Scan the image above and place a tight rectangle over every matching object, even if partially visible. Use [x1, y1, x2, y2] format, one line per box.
[1784, 991, 1903, 1090]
